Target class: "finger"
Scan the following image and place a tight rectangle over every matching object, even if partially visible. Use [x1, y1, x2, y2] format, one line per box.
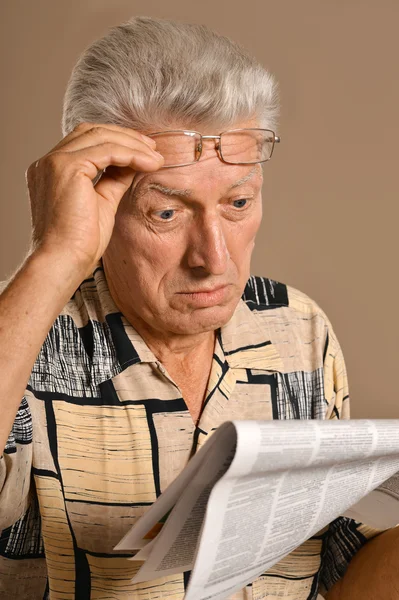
[51, 122, 157, 153]
[62, 142, 164, 180]
[53, 128, 160, 167]
[93, 165, 138, 206]
[67, 122, 157, 148]
[95, 164, 136, 188]
[52, 128, 163, 187]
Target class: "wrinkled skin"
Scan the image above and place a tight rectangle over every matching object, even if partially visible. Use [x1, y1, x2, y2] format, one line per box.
[102, 121, 264, 348]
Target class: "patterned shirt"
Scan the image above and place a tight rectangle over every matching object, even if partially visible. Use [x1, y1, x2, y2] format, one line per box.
[0, 263, 383, 600]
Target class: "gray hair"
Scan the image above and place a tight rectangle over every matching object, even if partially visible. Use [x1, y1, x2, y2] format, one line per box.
[61, 16, 279, 136]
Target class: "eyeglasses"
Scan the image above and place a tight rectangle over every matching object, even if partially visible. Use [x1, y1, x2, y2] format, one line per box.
[144, 128, 281, 169]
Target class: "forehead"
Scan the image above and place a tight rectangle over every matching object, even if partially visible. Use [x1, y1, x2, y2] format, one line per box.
[146, 164, 262, 197]
[133, 119, 264, 196]
[133, 162, 263, 201]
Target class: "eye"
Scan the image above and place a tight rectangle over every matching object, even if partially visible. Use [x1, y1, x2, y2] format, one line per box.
[232, 198, 248, 208]
[154, 209, 175, 220]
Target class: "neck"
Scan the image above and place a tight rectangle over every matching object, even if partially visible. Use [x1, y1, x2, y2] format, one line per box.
[127, 311, 216, 365]
[106, 285, 217, 423]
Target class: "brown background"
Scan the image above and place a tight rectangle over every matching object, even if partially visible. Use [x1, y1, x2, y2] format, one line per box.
[1, 0, 398, 417]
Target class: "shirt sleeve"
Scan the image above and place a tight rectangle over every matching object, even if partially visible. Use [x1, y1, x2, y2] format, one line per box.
[317, 313, 389, 595]
[322, 312, 350, 421]
[0, 396, 33, 531]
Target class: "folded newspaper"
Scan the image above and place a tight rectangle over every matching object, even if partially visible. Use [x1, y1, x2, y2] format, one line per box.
[115, 419, 399, 600]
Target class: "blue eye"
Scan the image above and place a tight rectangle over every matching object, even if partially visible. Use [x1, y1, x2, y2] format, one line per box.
[156, 209, 175, 220]
[233, 199, 248, 208]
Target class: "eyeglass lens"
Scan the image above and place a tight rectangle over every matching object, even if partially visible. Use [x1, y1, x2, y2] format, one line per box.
[147, 129, 275, 167]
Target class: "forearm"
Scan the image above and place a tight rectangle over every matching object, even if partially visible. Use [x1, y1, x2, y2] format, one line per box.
[0, 250, 85, 451]
[325, 526, 399, 600]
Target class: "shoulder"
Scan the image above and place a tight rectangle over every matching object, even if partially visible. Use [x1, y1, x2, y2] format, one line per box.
[243, 275, 341, 356]
[0, 280, 10, 294]
[243, 274, 329, 320]
[242, 277, 348, 419]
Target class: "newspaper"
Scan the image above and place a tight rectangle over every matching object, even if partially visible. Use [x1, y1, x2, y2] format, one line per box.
[115, 419, 399, 600]
[343, 470, 399, 528]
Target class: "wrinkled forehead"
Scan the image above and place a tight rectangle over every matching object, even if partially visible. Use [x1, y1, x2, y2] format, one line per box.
[131, 121, 265, 196]
[132, 162, 263, 200]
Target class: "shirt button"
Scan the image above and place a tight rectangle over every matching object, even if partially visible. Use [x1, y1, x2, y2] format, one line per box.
[156, 362, 166, 375]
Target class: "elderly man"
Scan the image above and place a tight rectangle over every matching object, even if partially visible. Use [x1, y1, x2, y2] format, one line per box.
[0, 15, 397, 600]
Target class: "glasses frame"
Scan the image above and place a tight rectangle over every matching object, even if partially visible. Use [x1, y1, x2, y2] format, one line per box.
[145, 128, 281, 169]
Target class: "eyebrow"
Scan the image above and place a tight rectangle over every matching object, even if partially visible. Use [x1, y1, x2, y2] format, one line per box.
[144, 164, 261, 198]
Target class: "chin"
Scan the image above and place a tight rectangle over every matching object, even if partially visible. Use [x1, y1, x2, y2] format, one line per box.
[167, 302, 238, 335]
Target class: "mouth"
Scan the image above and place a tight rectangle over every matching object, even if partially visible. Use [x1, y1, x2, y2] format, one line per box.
[177, 285, 230, 307]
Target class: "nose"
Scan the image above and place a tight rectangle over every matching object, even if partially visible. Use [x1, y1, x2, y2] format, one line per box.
[186, 213, 230, 275]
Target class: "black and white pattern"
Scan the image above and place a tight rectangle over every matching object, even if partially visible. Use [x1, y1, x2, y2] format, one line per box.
[276, 368, 326, 420]
[0, 268, 379, 600]
[4, 397, 33, 454]
[0, 492, 44, 559]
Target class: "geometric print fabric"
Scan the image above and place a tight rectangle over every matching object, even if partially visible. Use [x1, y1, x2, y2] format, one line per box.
[0, 265, 384, 600]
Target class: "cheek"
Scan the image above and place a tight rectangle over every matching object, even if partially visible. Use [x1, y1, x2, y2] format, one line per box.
[248, 203, 263, 241]
[226, 205, 262, 260]
[112, 215, 186, 281]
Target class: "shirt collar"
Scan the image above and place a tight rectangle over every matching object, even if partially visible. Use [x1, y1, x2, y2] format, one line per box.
[81, 263, 283, 386]
[218, 297, 283, 372]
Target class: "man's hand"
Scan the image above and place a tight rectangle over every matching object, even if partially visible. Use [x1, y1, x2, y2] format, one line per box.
[25, 122, 164, 279]
[325, 526, 399, 600]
